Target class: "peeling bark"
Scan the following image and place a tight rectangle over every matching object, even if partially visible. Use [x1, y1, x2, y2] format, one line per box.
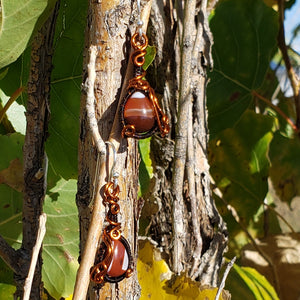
[147, 0, 228, 285]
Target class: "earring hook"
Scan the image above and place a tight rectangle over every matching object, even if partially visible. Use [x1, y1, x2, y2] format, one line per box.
[105, 141, 119, 187]
[136, 0, 143, 37]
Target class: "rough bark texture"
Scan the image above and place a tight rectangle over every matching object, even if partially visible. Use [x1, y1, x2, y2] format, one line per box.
[77, 1, 227, 299]
[76, 0, 141, 299]
[146, 0, 228, 285]
[13, 5, 59, 299]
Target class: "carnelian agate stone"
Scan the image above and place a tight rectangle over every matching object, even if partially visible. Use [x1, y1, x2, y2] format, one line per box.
[107, 239, 129, 278]
[124, 91, 155, 133]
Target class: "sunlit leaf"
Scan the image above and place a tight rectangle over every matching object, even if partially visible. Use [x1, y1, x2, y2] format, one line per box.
[0, 283, 15, 300]
[0, 0, 57, 69]
[43, 178, 79, 299]
[138, 240, 229, 300]
[0, 89, 26, 134]
[207, 0, 278, 137]
[138, 138, 153, 197]
[232, 264, 279, 300]
[144, 46, 156, 71]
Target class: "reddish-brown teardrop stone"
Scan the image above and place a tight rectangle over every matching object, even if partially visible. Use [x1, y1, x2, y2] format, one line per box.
[124, 91, 155, 133]
[107, 239, 129, 278]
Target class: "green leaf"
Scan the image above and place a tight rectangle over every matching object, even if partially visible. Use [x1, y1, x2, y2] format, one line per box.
[0, 134, 24, 248]
[209, 110, 273, 226]
[143, 46, 156, 71]
[232, 264, 279, 300]
[0, 184, 23, 249]
[0, 0, 57, 69]
[43, 178, 79, 299]
[269, 131, 300, 203]
[207, 0, 278, 137]
[0, 133, 24, 170]
[46, 0, 88, 179]
[0, 283, 15, 300]
[0, 89, 26, 134]
[138, 138, 153, 197]
[0, 48, 31, 107]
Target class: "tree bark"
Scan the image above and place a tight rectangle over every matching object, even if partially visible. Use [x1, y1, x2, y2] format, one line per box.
[76, 0, 145, 299]
[146, 0, 228, 285]
[76, 1, 227, 299]
[14, 4, 59, 299]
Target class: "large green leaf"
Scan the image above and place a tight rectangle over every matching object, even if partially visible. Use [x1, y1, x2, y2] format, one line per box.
[226, 262, 279, 300]
[207, 0, 278, 137]
[209, 110, 273, 227]
[43, 178, 79, 299]
[0, 283, 15, 300]
[0, 0, 57, 69]
[269, 131, 300, 203]
[45, 0, 87, 179]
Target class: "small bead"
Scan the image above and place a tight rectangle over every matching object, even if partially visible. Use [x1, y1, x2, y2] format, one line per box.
[124, 91, 155, 133]
[107, 239, 129, 278]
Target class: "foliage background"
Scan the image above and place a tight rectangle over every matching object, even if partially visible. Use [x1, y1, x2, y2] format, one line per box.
[0, 0, 299, 299]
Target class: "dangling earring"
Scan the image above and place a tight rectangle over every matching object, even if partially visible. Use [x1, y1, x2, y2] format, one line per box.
[90, 142, 133, 284]
[121, 0, 170, 139]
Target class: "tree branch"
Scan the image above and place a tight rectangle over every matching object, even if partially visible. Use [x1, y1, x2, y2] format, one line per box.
[277, 0, 300, 131]
[172, 0, 197, 274]
[252, 90, 298, 132]
[214, 256, 236, 300]
[0, 235, 20, 274]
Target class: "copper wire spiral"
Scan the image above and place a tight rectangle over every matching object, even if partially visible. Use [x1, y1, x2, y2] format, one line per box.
[121, 32, 170, 138]
[90, 182, 133, 284]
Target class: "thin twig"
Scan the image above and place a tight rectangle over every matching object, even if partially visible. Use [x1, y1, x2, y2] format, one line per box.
[86, 46, 106, 157]
[23, 213, 47, 300]
[214, 256, 236, 300]
[277, 0, 300, 131]
[0, 87, 25, 124]
[252, 90, 298, 132]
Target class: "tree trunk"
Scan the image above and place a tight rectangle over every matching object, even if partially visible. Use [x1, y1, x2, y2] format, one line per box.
[14, 5, 59, 299]
[146, 0, 228, 284]
[76, 0, 227, 299]
[76, 0, 143, 299]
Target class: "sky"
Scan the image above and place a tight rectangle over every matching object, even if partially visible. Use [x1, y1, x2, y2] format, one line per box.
[285, 0, 300, 52]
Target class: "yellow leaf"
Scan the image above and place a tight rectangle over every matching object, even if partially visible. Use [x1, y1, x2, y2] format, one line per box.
[138, 240, 229, 300]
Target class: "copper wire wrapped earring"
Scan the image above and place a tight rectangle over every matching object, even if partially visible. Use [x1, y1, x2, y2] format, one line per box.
[120, 31, 170, 139]
[90, 144, 133, 284]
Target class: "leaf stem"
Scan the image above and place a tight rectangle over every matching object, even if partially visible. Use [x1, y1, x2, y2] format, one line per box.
[0, 87, 25, 124]
[277, 0, 300, 132]
[252, 90, 298, 132]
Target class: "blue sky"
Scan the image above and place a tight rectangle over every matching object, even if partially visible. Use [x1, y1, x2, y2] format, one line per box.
[285, 0, 300, 52]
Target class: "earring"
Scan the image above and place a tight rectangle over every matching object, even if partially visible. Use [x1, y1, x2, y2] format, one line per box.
[90, 143, 133, 284]
[120, 2, 169, 139]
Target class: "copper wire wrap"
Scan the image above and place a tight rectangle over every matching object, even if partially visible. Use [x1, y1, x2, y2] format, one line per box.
[121, 32, 170, 139]
[90, 181, 133, 284]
